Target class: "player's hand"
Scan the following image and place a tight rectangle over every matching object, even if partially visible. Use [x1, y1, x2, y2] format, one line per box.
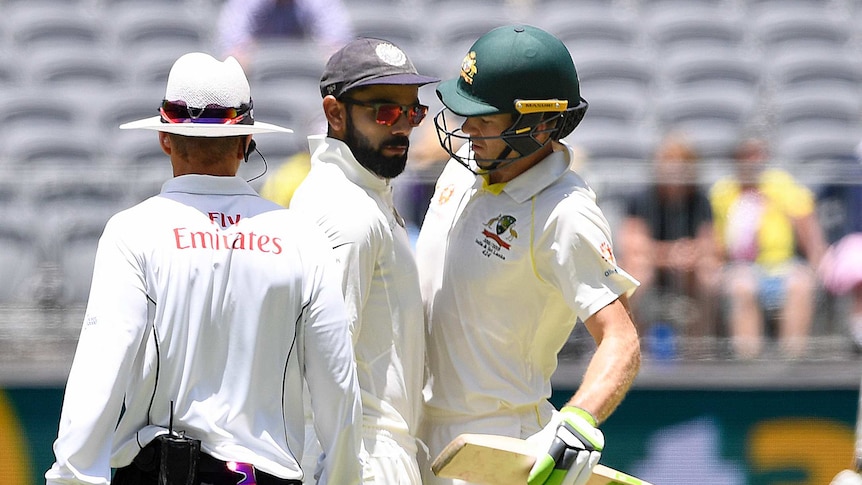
[527, 407, 604, 485]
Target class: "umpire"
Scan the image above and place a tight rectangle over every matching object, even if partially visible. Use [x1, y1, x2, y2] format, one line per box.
[45, 53, 362, 485]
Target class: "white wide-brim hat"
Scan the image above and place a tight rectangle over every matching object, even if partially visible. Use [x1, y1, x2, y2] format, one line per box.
[120, 52, 292, 137]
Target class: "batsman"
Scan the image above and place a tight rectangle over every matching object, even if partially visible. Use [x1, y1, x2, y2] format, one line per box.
[415, 25, 642, 485]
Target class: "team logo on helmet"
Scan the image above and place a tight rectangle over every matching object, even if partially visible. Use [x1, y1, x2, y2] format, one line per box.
[459, 52, 478, 85]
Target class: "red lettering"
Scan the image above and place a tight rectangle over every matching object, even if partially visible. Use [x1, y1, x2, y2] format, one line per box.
[173, 227, 281, 254]
[257, 235, 270, 253]
[232, 233, 246, 249]
[174, 228, 189, 249]
[190, 231, 212, 248]
[207, 212, 242, 227]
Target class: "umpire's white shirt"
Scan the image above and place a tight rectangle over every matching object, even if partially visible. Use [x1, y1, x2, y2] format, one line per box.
[46, 175, 361, 485]
[416, 142, 639, 417]
[292, 136, 425, 441]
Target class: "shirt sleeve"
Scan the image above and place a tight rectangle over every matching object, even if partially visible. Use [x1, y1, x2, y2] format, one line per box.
[331, 217, 380, 345]
[46, 217, 150, 485]
[537, 193, 639, 322]
[300, 232, 362, 485]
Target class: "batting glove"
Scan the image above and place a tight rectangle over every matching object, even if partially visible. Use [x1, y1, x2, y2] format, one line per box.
[527, 407, 604, 485]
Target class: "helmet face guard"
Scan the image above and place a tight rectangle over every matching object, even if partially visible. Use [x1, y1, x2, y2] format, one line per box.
[435, 97, 588, 174]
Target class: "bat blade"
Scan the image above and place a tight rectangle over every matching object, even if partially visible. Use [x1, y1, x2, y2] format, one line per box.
[431, 433, 652, 485]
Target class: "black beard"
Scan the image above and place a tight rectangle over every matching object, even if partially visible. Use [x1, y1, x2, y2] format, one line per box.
[344, 113, 409, 179]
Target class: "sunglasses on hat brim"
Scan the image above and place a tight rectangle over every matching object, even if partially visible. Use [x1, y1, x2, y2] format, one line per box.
[159, 99, 254, 125]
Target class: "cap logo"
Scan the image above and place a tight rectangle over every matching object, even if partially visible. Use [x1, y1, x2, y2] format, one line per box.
[460, 52, 477, 85]
[375, 42, 408, 67]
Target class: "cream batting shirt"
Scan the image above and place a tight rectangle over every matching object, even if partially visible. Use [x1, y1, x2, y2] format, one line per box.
[415, 143, 638, 416]
[291, 136, 425, 440]
[46, 175, 361, 485]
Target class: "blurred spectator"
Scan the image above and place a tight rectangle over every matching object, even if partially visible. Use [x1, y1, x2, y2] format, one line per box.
[216, 0, 354, 67]
[710, 137, 827, 359]
[619, 132, 721, 357]
[259, 151, 312, 208]
[817, 142, 862, 352]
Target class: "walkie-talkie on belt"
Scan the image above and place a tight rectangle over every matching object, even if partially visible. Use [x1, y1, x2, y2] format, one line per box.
[157, 400, 201, 485]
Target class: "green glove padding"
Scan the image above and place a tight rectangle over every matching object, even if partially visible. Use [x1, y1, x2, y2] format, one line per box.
[527, 407, 604, 485]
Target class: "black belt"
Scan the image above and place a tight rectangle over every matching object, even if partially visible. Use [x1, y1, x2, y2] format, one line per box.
[115, 438, 301, 485]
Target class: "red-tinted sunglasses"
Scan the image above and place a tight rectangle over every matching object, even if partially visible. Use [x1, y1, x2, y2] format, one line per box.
[159, 99, 254, 125]
[341, 98, 429, 127]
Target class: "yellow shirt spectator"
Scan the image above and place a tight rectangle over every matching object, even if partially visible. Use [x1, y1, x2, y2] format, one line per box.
[710, 168, 815, 269]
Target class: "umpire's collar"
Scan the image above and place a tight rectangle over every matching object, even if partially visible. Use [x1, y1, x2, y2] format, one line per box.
[161, 174, 258, 196]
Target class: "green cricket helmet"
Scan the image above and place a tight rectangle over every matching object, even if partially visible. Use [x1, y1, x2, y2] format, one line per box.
[435, 24, 588, 173]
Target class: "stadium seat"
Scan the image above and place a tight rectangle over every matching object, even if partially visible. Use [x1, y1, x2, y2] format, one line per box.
[565, 121, 658, 163]
[772, 86, 862, 133]
[7, 2, 105, 52]
[575, 48, 657, 95]
[349, 6, 427, 49]
[580, 84, 652, 127]
[0, 90, 83, 133]
[95, 85, 164, 134]
[27, 47, 126, 89]
[0, 218, 48, 304]
[765, 46, 862, 94]
[658, 46, 762, 93]
[0, 53, 20, 87]
[427, 6, 523, 59]
[251, 84, 323, 139]
[540, 4, 642, 53]
[107, 129, 167, 168]
[105, 2, 209, 54]
[655, 85, 759, 158]
[643, 4, 746, 56]
[54, 215, 110, 304]
[749, 5, 853, 54]
[2, 126, 106, 168]
[774, 123, 862, 164]
[128, 46, 207, 86]
[246, 39, 329, 88]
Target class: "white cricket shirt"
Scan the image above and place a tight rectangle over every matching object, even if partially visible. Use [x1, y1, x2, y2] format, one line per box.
[291, 136, 425, 441]
[415, 143, 638, 416]
[46, 175, 362, 485]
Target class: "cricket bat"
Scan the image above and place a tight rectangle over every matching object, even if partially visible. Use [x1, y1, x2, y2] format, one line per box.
[431, 433, 652, 485]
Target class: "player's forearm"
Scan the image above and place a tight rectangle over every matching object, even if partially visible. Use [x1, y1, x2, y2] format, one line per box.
[569, 337, 640, 423]
[568, 302, 641, 423]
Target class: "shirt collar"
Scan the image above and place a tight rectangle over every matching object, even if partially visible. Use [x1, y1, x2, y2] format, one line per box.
[487, 142, 575, 203]
[308, 134, 390, 193]
[161, 174, 259, 196]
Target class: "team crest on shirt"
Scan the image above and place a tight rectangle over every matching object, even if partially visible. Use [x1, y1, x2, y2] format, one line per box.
[477, 214, 517, 259]
[438, 184, 456, 204]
